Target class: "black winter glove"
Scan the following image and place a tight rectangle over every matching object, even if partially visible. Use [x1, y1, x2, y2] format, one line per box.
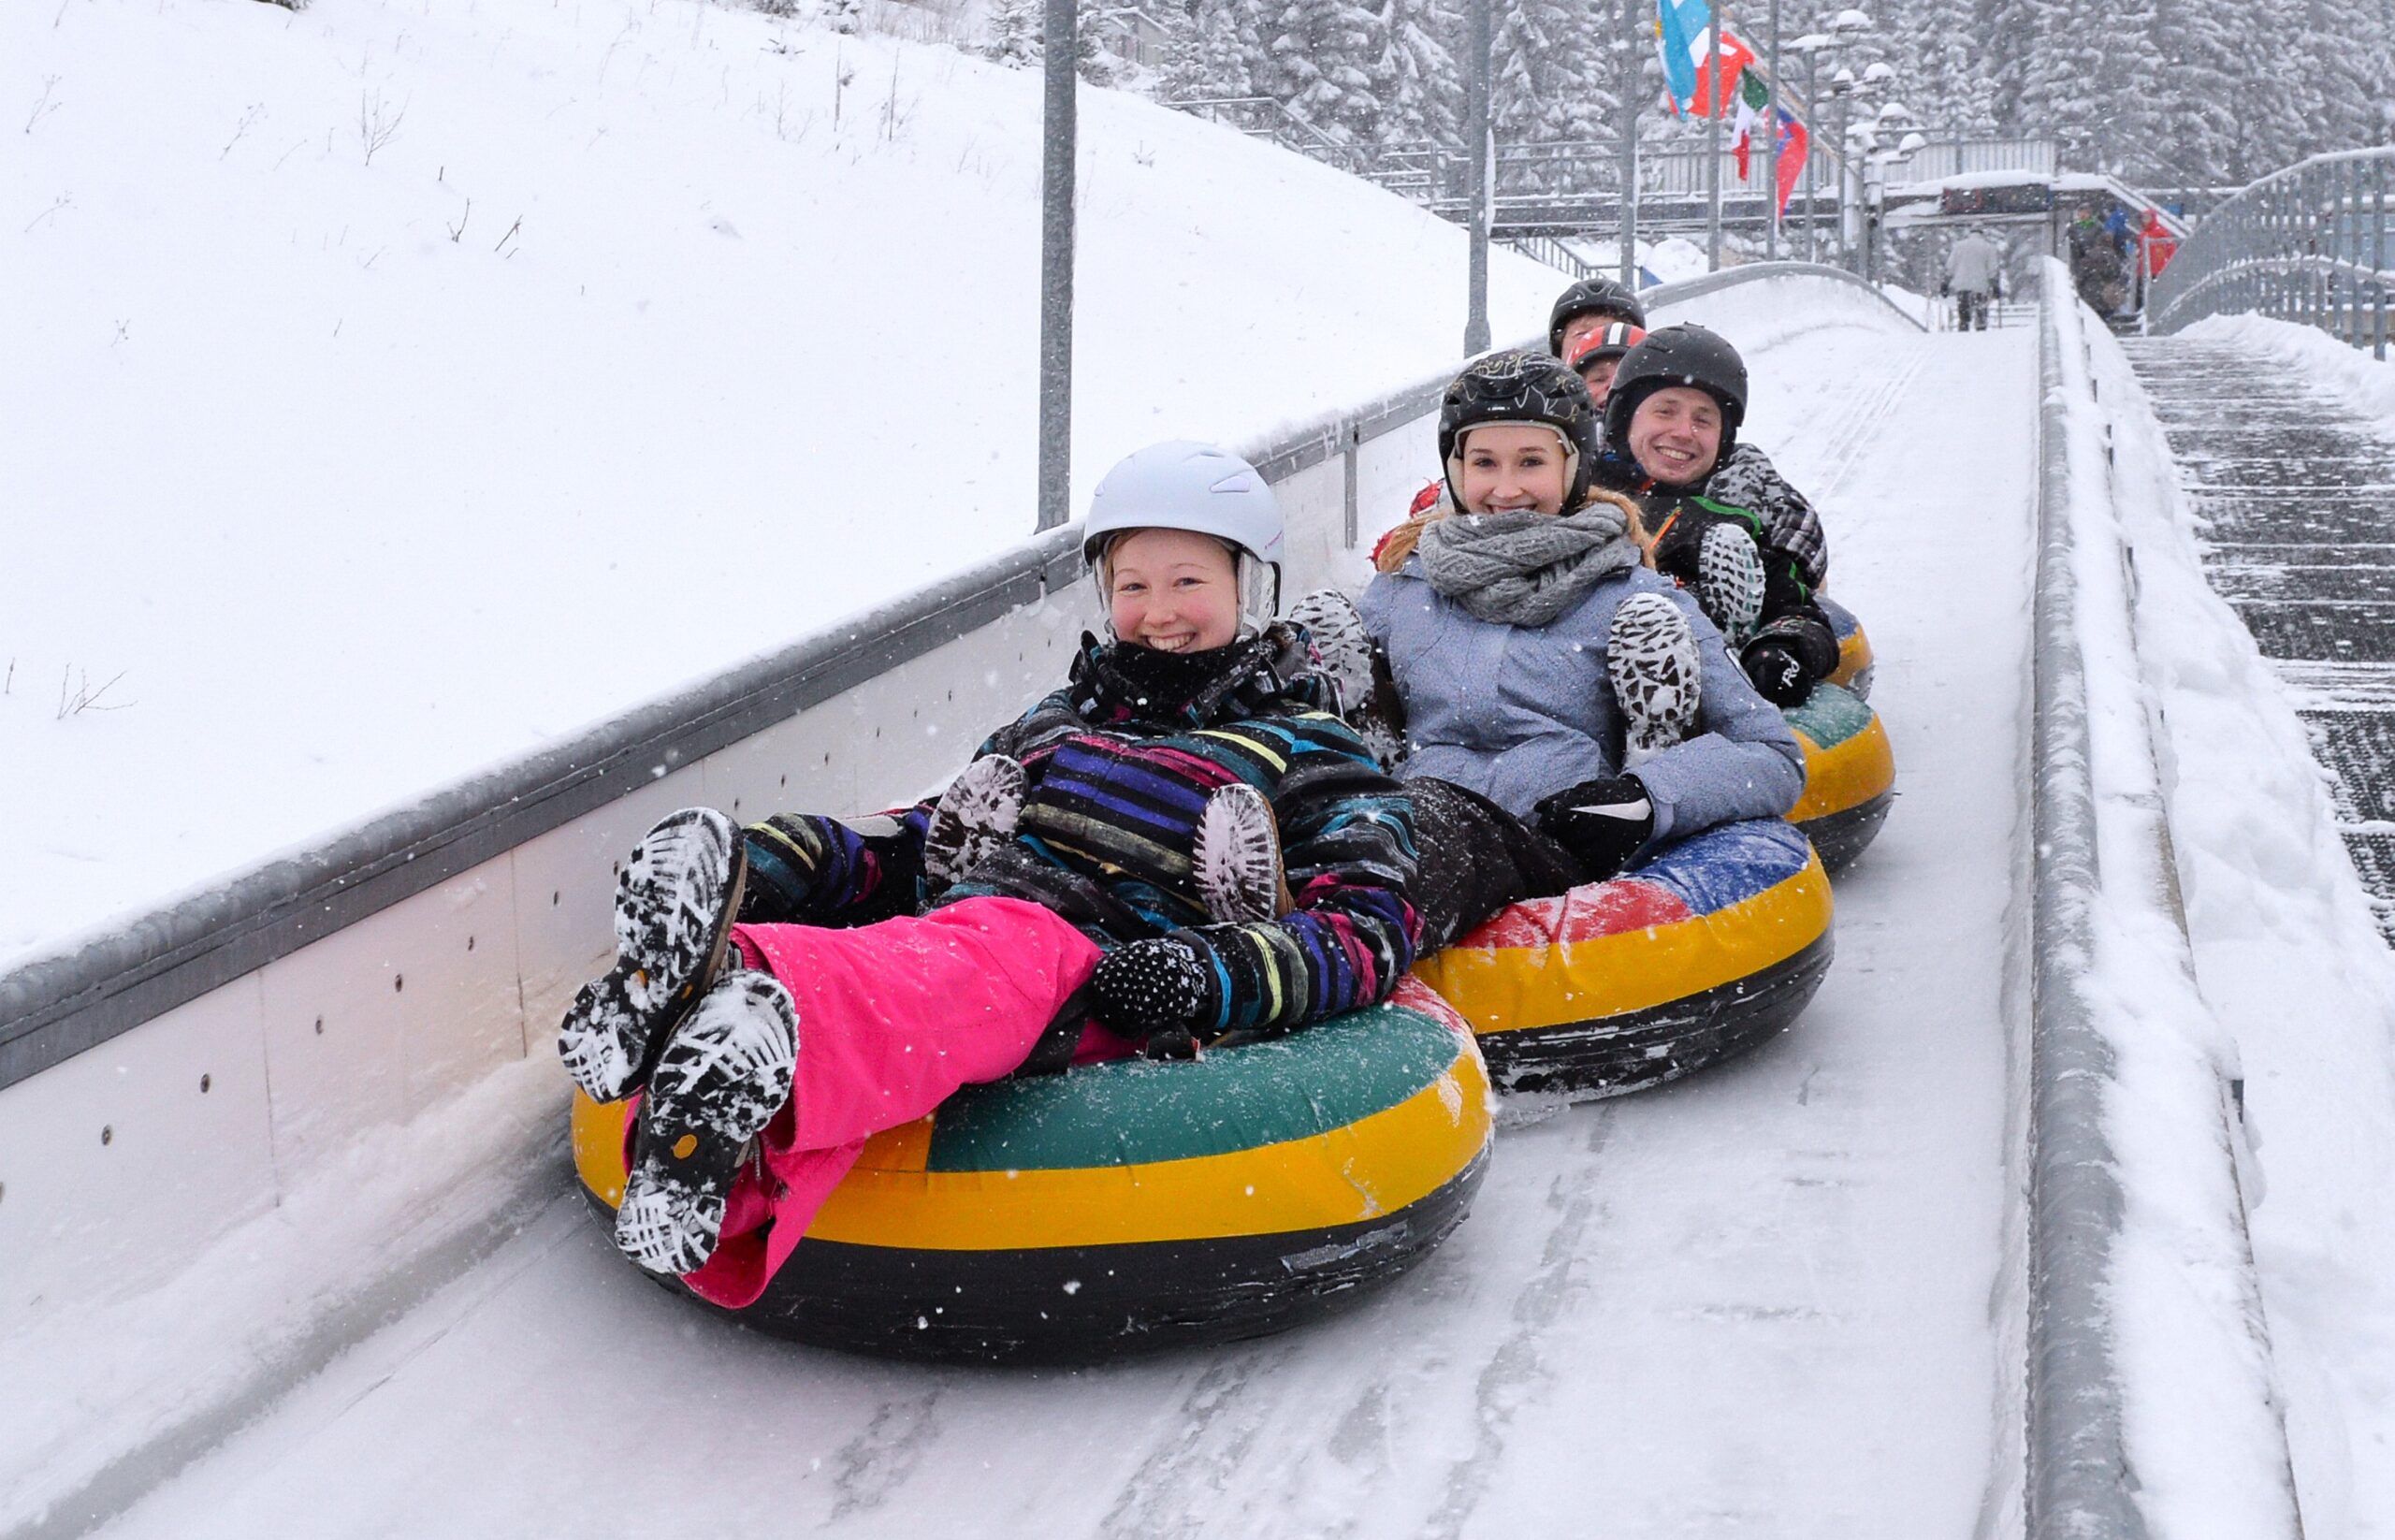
[1939, 279, 1952, 297]
[1992, 276, 2005, 300]
[1531, 775, 1656, 882]
[1089, 936, 1218, 1058]
[1742, 637, 1812, 705]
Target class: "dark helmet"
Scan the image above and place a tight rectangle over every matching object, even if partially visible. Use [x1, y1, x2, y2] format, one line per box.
[1437, 349, 1602, 508]
[1604, 324, 1749, 464]
[1546, 276, 1648, 355]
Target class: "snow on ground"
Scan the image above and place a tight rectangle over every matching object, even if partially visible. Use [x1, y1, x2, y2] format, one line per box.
[0, 0, 1563, 978]
[53, 313, 2039, 1540]
[2185, 312, 2395, 429]
[2097, 323, 2395, 1535]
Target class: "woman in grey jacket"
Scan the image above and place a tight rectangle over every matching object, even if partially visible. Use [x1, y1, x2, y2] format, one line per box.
[1351, 351, 1805, 951]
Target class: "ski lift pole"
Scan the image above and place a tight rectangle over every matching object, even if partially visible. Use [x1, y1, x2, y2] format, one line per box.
[1464, 0, 1492, 354]
[1035, 0, 1076, 531]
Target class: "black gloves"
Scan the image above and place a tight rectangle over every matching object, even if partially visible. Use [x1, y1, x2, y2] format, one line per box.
[1532, 775, 1655, 882]
[1939, 279, 1952, 297]
[1742, 637, 1811, 705]
[1089, 936, 1219, 1058]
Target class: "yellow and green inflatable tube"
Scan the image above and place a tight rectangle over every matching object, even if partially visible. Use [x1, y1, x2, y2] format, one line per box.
[1787, 679, 1895, 872]
[1413, 818, 1834, 1098]
[572, 979, 1492, 1363]
[1821, 595, 1875, 698]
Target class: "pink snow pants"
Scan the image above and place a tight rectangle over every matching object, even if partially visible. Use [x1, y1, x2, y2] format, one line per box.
[657, 895, 1120, 1308]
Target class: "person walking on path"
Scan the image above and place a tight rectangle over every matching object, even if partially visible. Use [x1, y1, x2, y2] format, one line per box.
[1944, 228, 2005, 331]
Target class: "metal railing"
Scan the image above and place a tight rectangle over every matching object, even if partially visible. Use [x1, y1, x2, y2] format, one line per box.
[1498, 232, 1600, 278]
[2148, 146, 2393, 357]
[1163, 96, 1380, 176]
[1893, 137, 2057, 183]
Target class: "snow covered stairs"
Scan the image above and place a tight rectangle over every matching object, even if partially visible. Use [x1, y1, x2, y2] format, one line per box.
[2123, 334, 2395, 944]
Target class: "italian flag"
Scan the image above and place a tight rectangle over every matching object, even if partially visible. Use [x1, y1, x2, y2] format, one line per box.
[1730, 65, 1769, 177]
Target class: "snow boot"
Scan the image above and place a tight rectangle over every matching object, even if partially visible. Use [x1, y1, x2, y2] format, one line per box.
[1287, 587, 1408, 768]
[1195, 781, 1290, 924]
[558, 807, 747, 1104]
[1286, 588, 1377, 719]
[1694, 522, 1766, 651]
[922, 753, 1026, 887]
[1608, 593, 1701, 770]
[613, 970, 800, 1277]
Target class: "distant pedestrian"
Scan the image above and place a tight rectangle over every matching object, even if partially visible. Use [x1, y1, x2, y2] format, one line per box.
[1943, 227, 2005, 331]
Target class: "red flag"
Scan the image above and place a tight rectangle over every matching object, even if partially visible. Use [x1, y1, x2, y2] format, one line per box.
[1689, 29, 1757, 117]
[1772, 109, 1808, 217]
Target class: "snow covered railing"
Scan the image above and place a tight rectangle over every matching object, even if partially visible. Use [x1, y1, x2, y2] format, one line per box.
[2150, 146, 2392, 357]
[2025, 257, 2304, 1538]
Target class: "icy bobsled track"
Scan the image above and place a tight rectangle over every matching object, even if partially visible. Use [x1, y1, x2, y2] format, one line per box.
[37, 315, 2041, 1539]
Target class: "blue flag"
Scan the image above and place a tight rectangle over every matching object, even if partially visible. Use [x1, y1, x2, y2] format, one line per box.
[1656, 0, 1709, 112]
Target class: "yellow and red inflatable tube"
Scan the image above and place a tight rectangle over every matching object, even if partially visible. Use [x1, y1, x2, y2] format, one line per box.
[572, 978, 1490, 1362]
[1414, 817, 1834, 1097]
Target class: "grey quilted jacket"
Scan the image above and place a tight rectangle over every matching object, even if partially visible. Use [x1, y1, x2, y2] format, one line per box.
[1358, 558, 1804, 850]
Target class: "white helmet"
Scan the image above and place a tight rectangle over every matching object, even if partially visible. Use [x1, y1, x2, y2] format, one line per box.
[1081, 441, 1285, 637]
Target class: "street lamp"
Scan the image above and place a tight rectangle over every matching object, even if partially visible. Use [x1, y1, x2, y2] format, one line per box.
[1825, 7, 1873, 272]
[1787, 32, 1836, 263]
[1830, 65, 1858, 269]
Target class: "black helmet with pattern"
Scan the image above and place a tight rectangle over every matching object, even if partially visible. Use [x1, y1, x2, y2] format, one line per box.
[1546, 276, 1649, 354]
[1603, 324, 1749, 466]
[1437, 349, 1602, 508]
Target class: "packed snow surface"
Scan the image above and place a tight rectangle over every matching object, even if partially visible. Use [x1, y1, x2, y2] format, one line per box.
[0, 0, 1564, 977]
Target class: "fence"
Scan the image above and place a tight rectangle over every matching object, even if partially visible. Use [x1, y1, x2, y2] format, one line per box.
[2148, 145, 2393, 357]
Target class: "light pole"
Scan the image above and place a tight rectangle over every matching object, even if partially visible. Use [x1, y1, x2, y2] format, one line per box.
[1765, 0, 1782, 260]
[1830, 67, 1856, 269]
[1827, 7, 1874, 273]
[1035, 0, 1076, 530]
[1463, 0, 1491, 353]
[1706, 0, 1731, 271]
[1788, 32, 1834, 263]
[1618, 0, 1641, 290]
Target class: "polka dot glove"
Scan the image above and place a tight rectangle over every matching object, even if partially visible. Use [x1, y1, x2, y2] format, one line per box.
[1090, 936, 1217, 1058]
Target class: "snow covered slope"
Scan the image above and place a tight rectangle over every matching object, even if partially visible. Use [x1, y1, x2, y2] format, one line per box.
[1, 0, 1562, 976]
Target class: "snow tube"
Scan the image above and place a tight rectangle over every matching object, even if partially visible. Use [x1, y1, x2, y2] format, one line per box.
[1821, 595, 1875, 698]
[1787, 679, 1894, 872]
[570, 978, 1491, 1363]
[1411, 818, 1833, 1098]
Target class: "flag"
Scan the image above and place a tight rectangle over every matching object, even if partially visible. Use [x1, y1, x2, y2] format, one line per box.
[1655, 0, 1708, 113]
[1771, 108, 1807, 216]
[1690, 29, 1757, 117]
[1730, 65, 1769, 179]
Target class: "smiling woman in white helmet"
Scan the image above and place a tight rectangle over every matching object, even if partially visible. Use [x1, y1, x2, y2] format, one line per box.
[552, 441, 1419, 1309]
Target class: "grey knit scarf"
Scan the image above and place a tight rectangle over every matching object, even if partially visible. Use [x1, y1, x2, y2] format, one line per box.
[1415, 502, 1641, 626]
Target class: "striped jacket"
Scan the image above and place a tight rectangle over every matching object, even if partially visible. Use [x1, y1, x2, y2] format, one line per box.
[739, 627, 1419, 1039]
